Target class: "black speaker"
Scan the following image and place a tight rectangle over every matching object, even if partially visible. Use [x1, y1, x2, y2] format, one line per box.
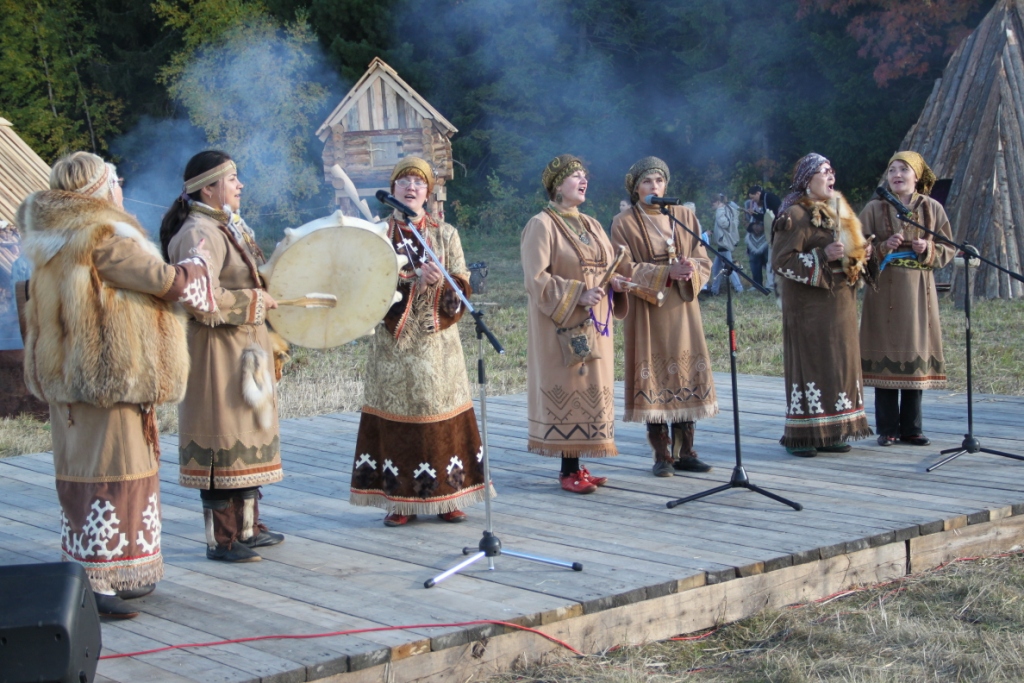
[0, 562, 102, 683]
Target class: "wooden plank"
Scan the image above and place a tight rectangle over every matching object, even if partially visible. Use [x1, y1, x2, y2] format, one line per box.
[330, 543, 907, 683]
[370, 78, 384, 130]
[909, 513, 1024, 572]
[383, 82, 399, 130]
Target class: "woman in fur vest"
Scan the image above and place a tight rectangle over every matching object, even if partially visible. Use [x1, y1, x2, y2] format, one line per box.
[161, 151, 286, 562]
[771, 153, 873, 457]
[18, 152, 215, 618]
[860, 152, 953, 447]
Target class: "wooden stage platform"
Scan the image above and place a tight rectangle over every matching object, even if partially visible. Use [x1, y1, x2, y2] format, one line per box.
[3, 373, 1024, 683]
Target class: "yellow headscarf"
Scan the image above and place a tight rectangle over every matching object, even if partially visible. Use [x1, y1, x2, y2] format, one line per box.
[888, 151, 936, 196]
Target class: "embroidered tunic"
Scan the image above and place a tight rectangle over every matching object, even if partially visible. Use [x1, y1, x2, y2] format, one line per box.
[611, 204, 718, 423]
[350, 215, 489, 515]
[522, 208, 628, 457]
[772, 196, 873, 448]
[859, 196, 953, 390]
[168, 209, 283, 489]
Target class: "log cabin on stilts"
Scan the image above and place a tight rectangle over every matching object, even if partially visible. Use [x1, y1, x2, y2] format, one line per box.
[316, 58, 458, 221]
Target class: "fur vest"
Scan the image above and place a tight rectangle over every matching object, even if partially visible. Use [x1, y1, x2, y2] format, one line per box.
[17, 191, 189, 408]
[797, 193, 869, 285]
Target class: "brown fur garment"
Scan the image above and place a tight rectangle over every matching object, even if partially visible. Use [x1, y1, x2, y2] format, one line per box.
[803, 193, 868, 285]
[17, 190, 189, 407]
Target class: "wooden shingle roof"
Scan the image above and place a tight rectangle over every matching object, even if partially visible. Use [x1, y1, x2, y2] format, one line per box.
[0, 118, 49, 225]
[316, 57, 457, 141]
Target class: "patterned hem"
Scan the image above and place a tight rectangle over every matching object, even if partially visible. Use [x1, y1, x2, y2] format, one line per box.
[179, 470, 283, 489]
[863, 377, 947, 390]
[63, 553, 164, 593]
[623, 402, 719, 424]
[349, 483, 494, 516]
[527, 440, 618, 458]
[780, 410, 873, 449]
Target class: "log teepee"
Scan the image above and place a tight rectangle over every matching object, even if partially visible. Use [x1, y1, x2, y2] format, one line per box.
[898, 0, 1024, 300]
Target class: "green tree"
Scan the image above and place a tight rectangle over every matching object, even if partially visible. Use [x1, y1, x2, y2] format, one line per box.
[0, 0, 123, 160]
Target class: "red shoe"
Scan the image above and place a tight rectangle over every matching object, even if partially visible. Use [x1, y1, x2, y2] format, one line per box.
[437, 510, 467, 523]
[559, 472, 597, 494]
[383, 513, 417, 527]
[578, 467, 608, 487]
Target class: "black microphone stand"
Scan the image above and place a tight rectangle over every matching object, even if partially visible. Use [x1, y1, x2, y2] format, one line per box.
[653, 203, 802, 511]
[387, 210, 583, 588]
[879, 203, 1024, 471]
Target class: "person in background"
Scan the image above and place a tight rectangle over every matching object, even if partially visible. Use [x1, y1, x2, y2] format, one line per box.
[710, 194, 744, 295]
[521, 154, 629, 493]
[612, 157, 717, 477]
[19, 151, 214, 617]
[859, 151, 953, 447]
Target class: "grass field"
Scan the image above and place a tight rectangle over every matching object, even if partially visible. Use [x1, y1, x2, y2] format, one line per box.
[3, 230, 1024, 458]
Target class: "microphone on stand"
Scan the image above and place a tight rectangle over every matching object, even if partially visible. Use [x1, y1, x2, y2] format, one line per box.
[875, 186, 914, 218]
[375, 189, 418, 218]
[643, 195, 681, 206]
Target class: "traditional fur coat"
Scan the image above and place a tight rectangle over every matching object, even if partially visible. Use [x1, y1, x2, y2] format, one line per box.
[17, 189, 198, 593]
[19, 191, 190, 406]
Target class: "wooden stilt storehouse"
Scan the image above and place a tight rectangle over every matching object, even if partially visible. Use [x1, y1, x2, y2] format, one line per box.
[898, 0, 1024, 300]
[316, 58, 457, 218]
[0, 118, 49, 418]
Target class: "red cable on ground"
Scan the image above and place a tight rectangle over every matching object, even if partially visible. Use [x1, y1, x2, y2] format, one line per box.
[98, 619, 582, 660]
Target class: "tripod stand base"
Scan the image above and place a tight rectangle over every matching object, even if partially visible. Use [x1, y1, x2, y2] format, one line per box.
[425, 531, 583, 588]
[666, 466, 802, 511]
[926, 434, 1024, 471]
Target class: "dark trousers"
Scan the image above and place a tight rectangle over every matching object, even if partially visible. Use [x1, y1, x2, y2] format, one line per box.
[874, 388, 923, 437]
[748, 249, 769, 288]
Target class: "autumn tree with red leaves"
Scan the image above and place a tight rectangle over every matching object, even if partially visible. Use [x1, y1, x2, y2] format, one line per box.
[798, 0, 991, 86]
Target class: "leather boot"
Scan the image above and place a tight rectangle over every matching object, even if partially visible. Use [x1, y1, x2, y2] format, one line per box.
[671, 422, 712, 473]
[238, 493, 285, 549]
[648, 423, 674, 477]
[204, 498, 260, 562]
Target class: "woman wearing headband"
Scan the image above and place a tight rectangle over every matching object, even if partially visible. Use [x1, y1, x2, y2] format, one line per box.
[772, 153, 873, 457]
[860, 151, 953, 447]
[349, 157, 490, 526]
[18, 151, 214, 617]
[611, 156, 717, 477]
[522, 154, 629, 493]
[161, 151, 286, 563]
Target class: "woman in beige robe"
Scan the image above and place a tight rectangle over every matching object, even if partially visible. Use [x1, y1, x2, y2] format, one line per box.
[860, 151, 953, 447]
[611, 157, 717, 477]
[163, 151, 285, 563]
[772, 153, 873, 456]
[350, 157, 488, 527]
[522, 154, 629, 493]
[19, 152, 214, 617]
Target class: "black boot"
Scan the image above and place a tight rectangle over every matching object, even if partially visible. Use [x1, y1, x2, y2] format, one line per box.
[671, 422, 712, 473]
[95, 592, 140, 619]
[203, 497, 260, 563]
[238, 493, 285, 549]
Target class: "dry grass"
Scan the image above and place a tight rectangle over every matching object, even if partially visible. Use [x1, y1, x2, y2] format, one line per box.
[3, 232, 1024, 458]
[487, 552, 1024, 683]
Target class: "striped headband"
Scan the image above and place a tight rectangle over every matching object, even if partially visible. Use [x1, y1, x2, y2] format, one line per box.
[184, 160, 237, 194]
[78, 163, 116, 199]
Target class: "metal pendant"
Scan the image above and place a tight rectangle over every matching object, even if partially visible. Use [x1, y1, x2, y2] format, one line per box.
[578, 232, 591, 245]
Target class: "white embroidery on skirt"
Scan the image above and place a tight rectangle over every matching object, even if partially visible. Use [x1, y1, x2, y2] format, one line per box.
[135, 494, 161, 554]
[789, 384, 804, 415]
[413, 463, 437, 479]
[805, 382, 824, 414]
[835, 392, 853, 411]
[355, 453, 378, 470]
[61, 500, 129, 560]
[446, 456, 464, 474]
[383, 459, 399, 477]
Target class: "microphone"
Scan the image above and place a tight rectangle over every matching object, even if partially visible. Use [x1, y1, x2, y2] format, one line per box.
[875, 186, 913, 218]
[643, 195, 680, 206]
[375, 189, 418, 218]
